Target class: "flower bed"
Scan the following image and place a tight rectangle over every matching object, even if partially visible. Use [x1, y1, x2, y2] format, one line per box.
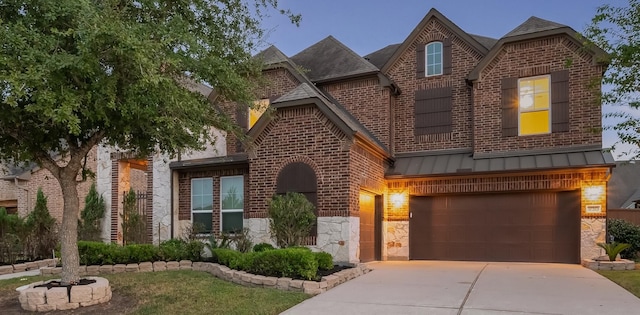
[581, 258, 636, 271]
[40, 260, 371, 295]
[0, 259, 57, 275]
[17, 277, 111, 312]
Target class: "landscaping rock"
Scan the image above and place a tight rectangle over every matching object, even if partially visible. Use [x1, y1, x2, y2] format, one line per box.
[21, 303, 37, 312]
[13, 263, 27, 272]
[80, 299, 101, 307]
[305, 288, 325, 296]
[0, 265, 13, 275]
[321, 275, 338, 289]
[599, 261, 614, 271]
[70, 285, 93, 303]
[251, 275, 266, 286]
[125, 264, 139, 272]
[276, 277, 291, 290]
[113, 264, 126, 273]
[192, 262, 204, 271]
[613, 262, 628, 270]
[36, 260, 50, 268]
[179, 260, 193, 270]
[627, 261, 636, 270]
[153, 261, 167, 272]
[166, 261, 179, 271]
[57, 302, 80, 311]
[139, 262, 153, 272]
[78, 265, 88, 276]
[263, 276, 278, 287]
[26, 287, 47, 300]
[36, 304, 56, 312]
[289, 279, 304, 291]
[241, 273, 253, 285]
[221, 268, 234, 281]
[45, 287, 68, 306]
[302, 281, 319, 291]
[86, 265, 100, 275]
[99, 265, 113, 274]
[51, 267, 62, 275]
[25, 261, 39, 270]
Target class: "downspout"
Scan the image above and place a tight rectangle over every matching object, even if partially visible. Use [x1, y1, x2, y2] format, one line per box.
[14, 177, 29, 215]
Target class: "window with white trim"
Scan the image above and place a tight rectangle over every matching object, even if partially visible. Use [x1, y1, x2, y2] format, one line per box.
[426, 42, 443, 76]
[220, 176, 244, 233]
[518, 75, 551, 135]
[191, 178, 213, 234]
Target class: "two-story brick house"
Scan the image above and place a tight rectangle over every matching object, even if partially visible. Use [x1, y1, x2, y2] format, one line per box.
[169, 8, 613, 264]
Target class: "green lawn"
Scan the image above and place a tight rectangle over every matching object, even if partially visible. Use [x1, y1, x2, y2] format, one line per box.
[599, 265, 640, 298]
[0, 270, 309, 315]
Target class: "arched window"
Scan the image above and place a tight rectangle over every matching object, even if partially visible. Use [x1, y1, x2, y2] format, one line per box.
[276, 162, 318, 236]
[425, 42, 443, 76]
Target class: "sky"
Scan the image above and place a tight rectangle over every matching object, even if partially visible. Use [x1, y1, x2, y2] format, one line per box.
[255, 0, 634, 160]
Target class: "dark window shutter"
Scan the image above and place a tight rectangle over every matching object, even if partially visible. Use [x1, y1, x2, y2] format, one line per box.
[443, 38, 452, 75]
[414, 87, 453, 135]
[276, 162, 318, 236]
[501, 77, 518, 137]
[235, 106, 248, 151]
[551, 70, 570, 132]
[416, 44, 425, 78]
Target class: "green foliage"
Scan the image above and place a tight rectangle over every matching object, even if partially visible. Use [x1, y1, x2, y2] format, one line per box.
[78, 183, 106, 241]
[584, 0, 640, 158]
[243, 248, 319, 280]
[607, 219, 640, 258]
[158, 239, 202, 262]
[233, 228, 253, 253]
[204, 233, 232, 254]
[121, 189, 147, 245]
[598, 242, 632, 261]
[314, 252, 333, 270]
[253, 243, 275, 252]
[211, 248, 243, 266]
[124, 244, 160, 263]
[0, 0, 298, 282]
[0, 207, 29, 264]
[25, 189, 58, 260]
[268, 192, 316, 248]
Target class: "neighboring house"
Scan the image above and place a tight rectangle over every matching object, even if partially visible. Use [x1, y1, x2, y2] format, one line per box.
[168, 8, 614, 264]
[608, 161, 640, 209]
[0, 150, 97, 222]
[96, 82, 226, 245]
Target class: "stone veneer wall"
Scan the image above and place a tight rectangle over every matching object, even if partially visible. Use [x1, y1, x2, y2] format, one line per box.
[581, 218, 606, 260]
[97, 145, 112, 242]
[383, 221, 409, 260]
[246, 217, 359, 263]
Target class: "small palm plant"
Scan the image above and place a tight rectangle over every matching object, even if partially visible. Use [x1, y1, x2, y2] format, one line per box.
[597, 242, 631, 261]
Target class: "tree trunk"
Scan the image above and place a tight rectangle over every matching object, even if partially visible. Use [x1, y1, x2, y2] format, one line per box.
[59, 172, 81, 285]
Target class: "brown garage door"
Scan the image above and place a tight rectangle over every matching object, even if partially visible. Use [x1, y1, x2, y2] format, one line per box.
[409, 191, 580, 263]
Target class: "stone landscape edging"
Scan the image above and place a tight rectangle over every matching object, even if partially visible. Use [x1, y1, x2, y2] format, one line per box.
[17, 276, 112, 312]
[581, 258, 636, 271]
[0, 259, 57, 276]
[40, 260, 371, 295]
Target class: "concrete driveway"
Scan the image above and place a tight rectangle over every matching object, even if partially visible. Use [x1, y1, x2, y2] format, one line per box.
[282, 261, 640, 315]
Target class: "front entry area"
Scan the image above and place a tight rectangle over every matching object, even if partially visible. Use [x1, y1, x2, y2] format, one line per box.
[409, 191, 580, 263]
[359, 191, 381, 262]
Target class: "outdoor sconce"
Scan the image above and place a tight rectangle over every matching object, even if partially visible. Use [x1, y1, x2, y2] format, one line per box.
[390, 193, 405, 208]
[584, 185, 604, 201]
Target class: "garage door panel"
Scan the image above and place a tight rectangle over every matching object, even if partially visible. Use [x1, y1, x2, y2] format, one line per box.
[409, 191, 580, 263]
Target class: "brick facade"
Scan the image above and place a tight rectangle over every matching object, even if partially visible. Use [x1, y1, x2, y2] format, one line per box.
[387, 18, 484, 153]
[473, 36, 603, 153]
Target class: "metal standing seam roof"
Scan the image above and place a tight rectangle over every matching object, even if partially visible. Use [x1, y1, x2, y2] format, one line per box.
[388, 149, 615, 177]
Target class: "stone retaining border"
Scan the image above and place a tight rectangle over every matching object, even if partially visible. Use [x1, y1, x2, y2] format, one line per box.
[581, 258, 636, 271]
[0, 259, 57, 276]
[17, 276, 112, 312]
[40, 261, 371, 295]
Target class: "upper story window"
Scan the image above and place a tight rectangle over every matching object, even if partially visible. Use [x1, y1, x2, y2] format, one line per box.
[426, 42, 443, 76]
[518, 75, 550, 135]
[249, 99, 269, 129]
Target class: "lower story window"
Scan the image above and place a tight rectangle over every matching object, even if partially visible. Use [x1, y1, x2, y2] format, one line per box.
[221, 176, 244, 233]
[191, 178, 213, 234]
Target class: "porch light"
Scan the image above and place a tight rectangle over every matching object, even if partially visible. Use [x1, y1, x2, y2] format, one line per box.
[390, 193, 405, 208]
[584, 185, 604, 201]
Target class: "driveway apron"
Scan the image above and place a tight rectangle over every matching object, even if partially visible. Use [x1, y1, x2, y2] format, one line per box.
[282, 261, 640, 315]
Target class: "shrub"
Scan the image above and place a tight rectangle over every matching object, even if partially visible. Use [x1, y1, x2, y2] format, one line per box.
[243, 248, 318, 280]
[607, 219, 640, 258]
[184, 240, 204, 261]
[233, 228, 253, 253]
[268, 192, 316, 247]
[78, 183, 106, 241]
[25, 189, 57, 260]
[159, 239, 200, 261]
[78, 241, 117, 265]
[253, 243, 275, 252]
[124, 244, 159, 263]
[0, 207, 29, 264]
[314, 252, 333, 270]
[211, 248, 242, 266]
[597, 242, 631, 261]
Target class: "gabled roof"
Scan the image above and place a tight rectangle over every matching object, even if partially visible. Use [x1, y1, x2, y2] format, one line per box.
[381, 8, 489, 74]
[290, 36, 379, 83]
[468, 16, 608, 81]
[608, 161, 640, 208]
[504, 16, 568, 38]
[469, 34, 498, 50]
[254, 45, 290, 66]
[251, 82, 390, 158]
[364, 44, 401, 70]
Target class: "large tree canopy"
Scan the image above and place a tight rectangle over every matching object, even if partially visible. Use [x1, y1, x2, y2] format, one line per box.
[584, 0, 640, 158]
[0, 0, 298, 284]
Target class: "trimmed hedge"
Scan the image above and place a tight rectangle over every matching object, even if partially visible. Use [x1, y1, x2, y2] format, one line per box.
[608, 219, 640, 258]
[211, 248, 242, 267]
[252, 243, 275, 252]
[78, 240, 203, 265]
[314, 252, 333, 270]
